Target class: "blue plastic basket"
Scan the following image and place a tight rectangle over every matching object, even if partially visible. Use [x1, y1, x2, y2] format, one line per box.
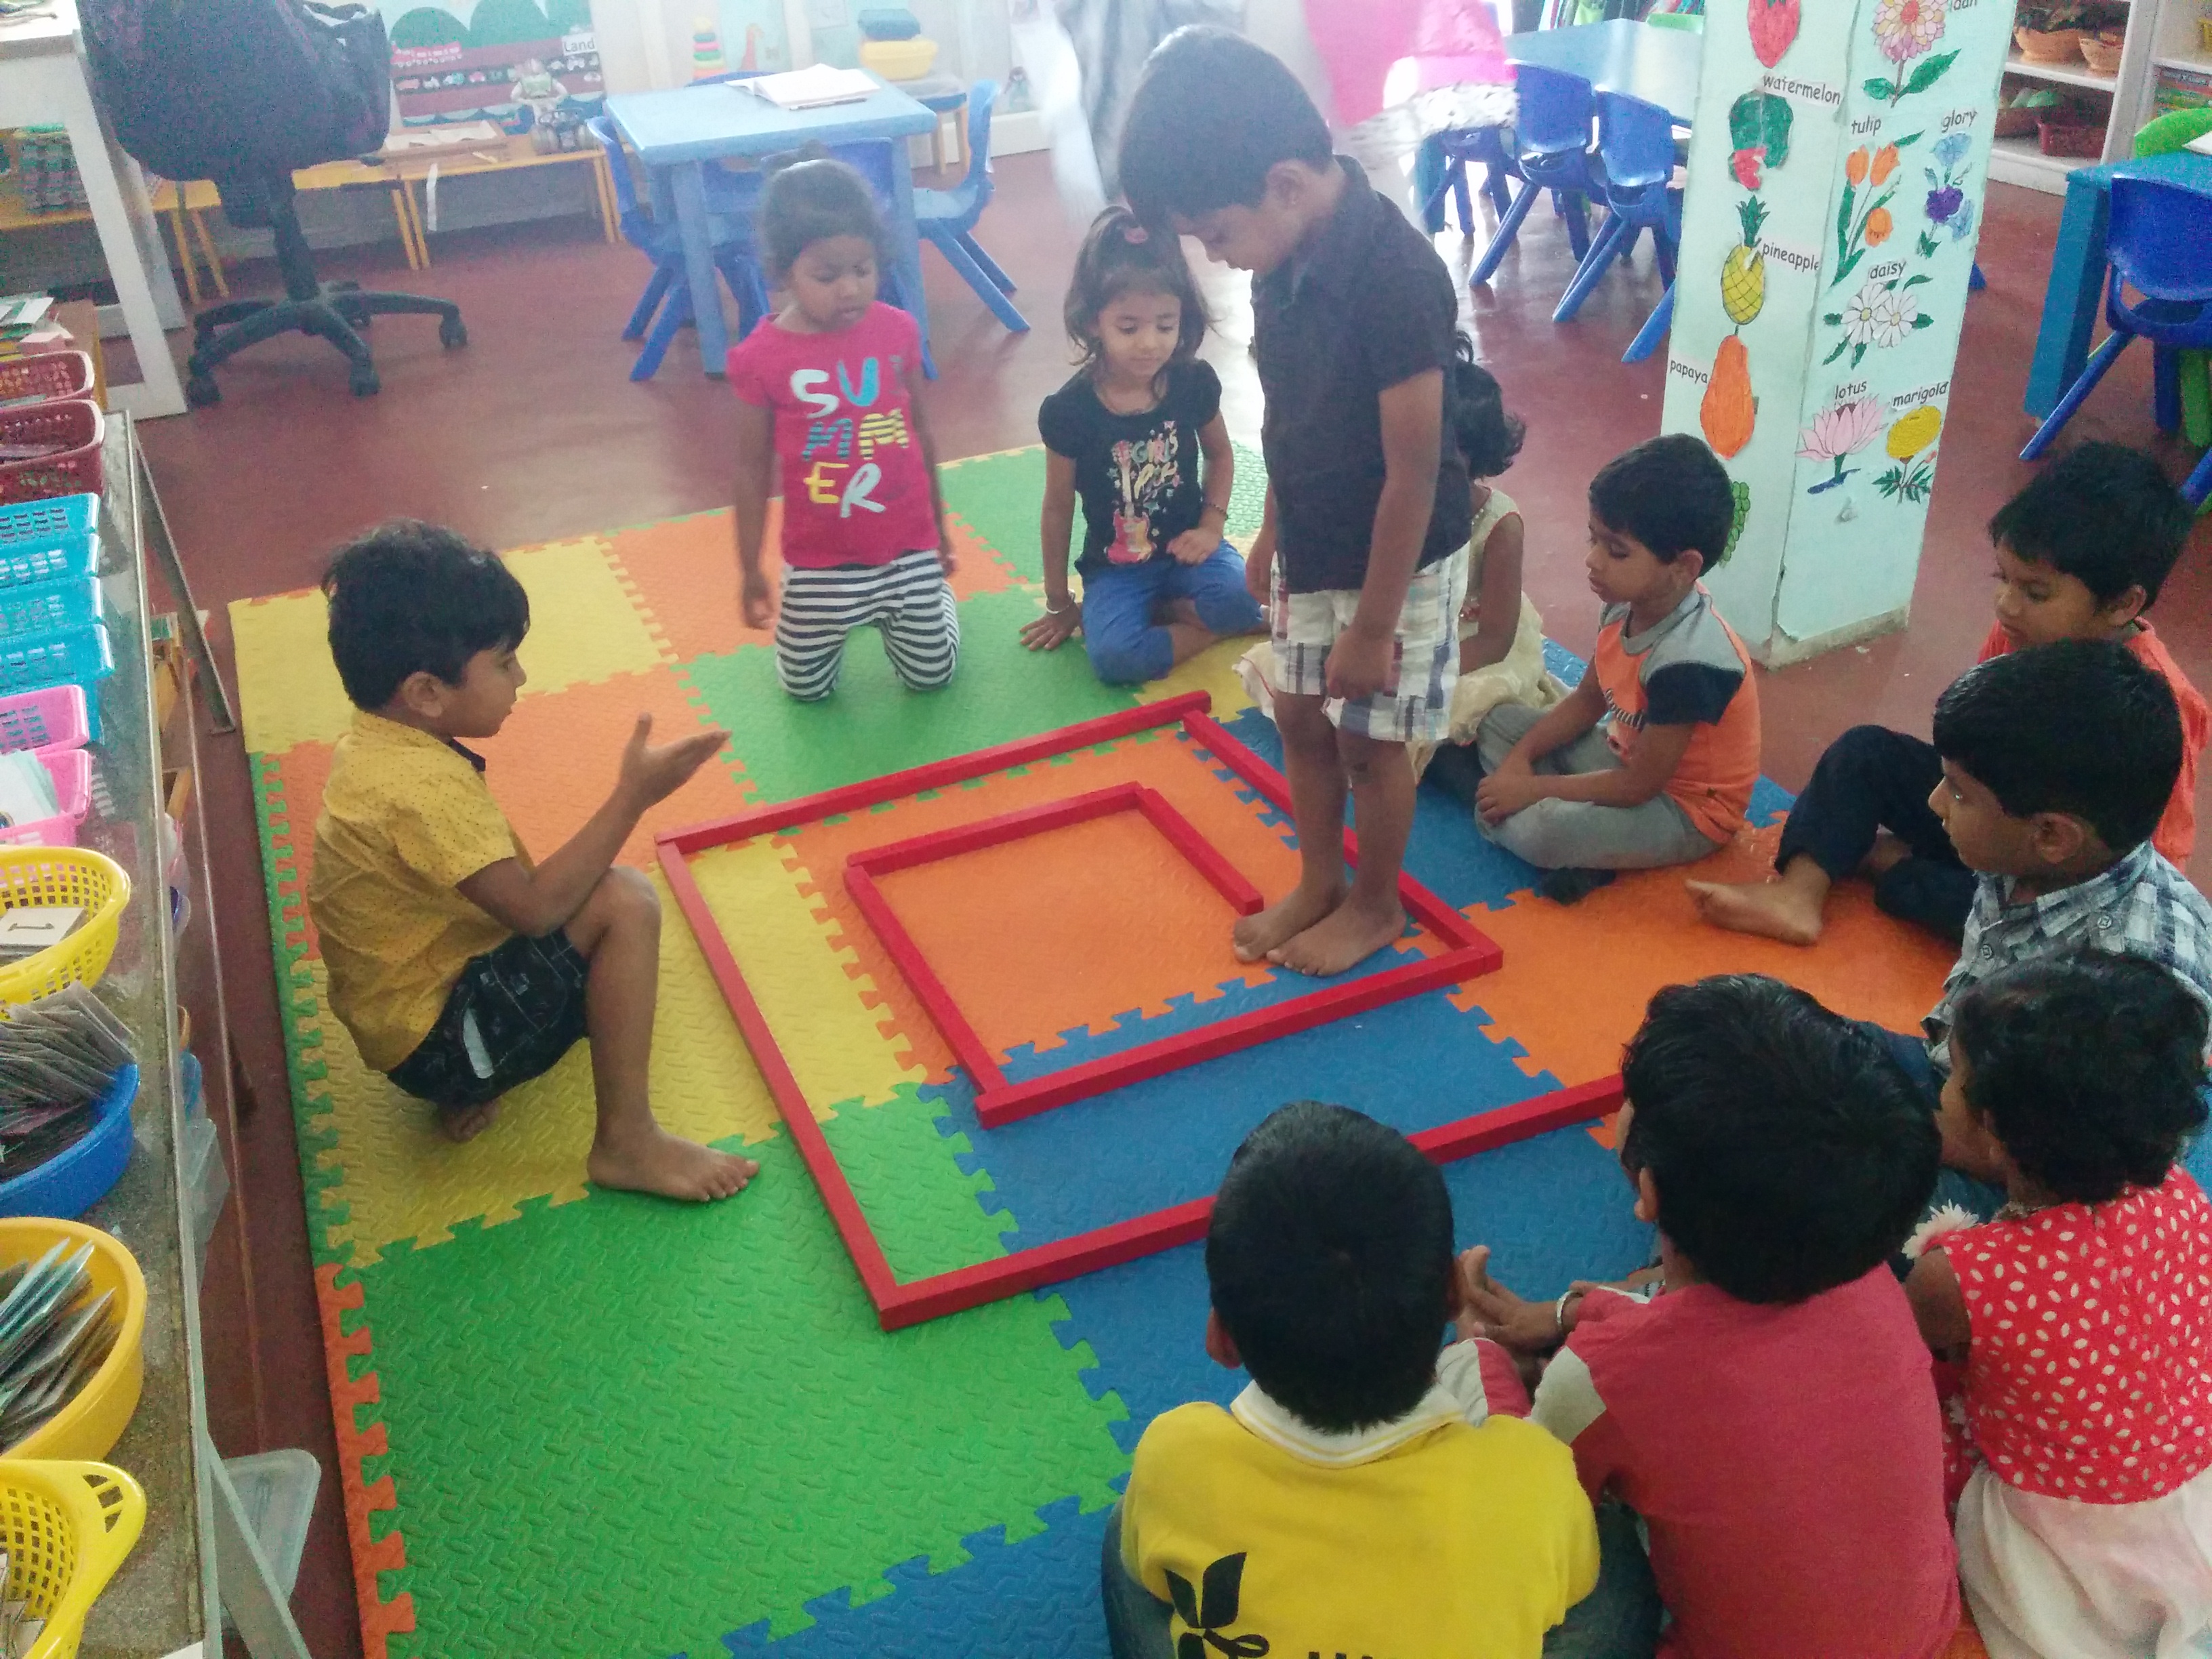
[0, 1063, 137, 1220]
[0, 495, 99, 592]
[0, 623, 112, 743]
[0, 576, 100, 641]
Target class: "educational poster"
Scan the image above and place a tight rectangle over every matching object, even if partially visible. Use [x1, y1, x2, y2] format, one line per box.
[713, 0, 797, 75]
[384, 0, 605, 125]
[1658, 0, 2011, 662]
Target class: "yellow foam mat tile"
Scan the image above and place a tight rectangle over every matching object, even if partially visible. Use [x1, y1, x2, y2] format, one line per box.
[1132, 632, 1258, 719]
[687, 836, 926, 1111]
[229, 590, 357, 755]
[304, 868, 781, 1266]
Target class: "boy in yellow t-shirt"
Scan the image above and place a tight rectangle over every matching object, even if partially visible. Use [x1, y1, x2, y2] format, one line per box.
[1105, 1101, 1599, 1658]
[308, 521, 755, 1204]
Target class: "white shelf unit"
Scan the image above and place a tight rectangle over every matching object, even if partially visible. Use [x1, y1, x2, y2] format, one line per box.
[1992, 0, 2209, 191]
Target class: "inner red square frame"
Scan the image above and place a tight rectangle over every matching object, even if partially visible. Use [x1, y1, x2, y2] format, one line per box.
[659, 691, 1620, 1330]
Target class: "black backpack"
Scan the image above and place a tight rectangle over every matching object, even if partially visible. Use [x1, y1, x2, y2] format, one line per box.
[82, 0, 390, 222]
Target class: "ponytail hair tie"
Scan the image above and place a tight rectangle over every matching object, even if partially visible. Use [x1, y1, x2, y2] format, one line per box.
[1123, 224, 1149, 244]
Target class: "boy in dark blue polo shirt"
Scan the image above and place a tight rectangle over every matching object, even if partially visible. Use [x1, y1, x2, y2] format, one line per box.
[1121, 27, 1473, 977]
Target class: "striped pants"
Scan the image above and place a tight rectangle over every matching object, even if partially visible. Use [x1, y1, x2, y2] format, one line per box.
[775, 549, 960, 701]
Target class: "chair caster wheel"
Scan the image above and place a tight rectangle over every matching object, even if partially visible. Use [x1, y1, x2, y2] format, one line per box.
[350, 369, 381, 396]
[439, 316, 468, 348]
[192, 316, 220, 342]
[185, 373, 220, 407]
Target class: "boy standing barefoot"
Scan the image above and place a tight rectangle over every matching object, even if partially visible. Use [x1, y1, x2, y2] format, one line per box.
[1120, 28, 1472, 977]
[310, 523, 756, 1203]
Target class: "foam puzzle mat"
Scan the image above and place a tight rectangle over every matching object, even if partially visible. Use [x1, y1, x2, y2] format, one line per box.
[238, 443, 1967, 1659]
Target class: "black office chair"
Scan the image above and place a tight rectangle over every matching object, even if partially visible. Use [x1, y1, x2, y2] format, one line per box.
[83, 0, 467, 403]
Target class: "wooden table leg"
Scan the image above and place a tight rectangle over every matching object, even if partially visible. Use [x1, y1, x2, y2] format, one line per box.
[395, 182, 428, 269]
[594, 152, 618, 242]
[189, 209, 228, 299]
[167, 200, 201, 310]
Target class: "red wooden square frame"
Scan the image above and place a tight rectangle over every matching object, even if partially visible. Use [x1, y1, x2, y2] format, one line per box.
[659, 691, 1619, 1330]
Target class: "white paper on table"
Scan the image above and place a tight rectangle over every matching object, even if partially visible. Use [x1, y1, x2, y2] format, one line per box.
[425, 163, 441, 232]
[382, 122, 500, 152]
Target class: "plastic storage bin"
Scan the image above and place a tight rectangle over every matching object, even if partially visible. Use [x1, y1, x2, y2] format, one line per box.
[0, 848, 129, 1004]
[0, 403, 103, 508]
[0, 495, 99, 593]
[0, 685, 89, 760]
[181, 1109, 226, 1277]
[0, 355, 94, 411]
[0, 1065, 136, 1221]
[0, 628, 112, 745]
[0, 577, 100, 642]
[0, 748, 92, 850]
[0, 1459, 147, 1659]
[0, 1216, 146, 1460]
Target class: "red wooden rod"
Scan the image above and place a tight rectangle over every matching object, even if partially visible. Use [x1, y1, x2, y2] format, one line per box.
[846, 783, 1145, 876]
[1131, 785, 1265, 916]
[842, 863, 1010, 1096]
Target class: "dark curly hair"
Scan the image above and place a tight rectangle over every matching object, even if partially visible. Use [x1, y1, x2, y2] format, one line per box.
[1988, 442, 2192, 607]
[756, 151, 885, 276]
[1063, 204, 1207, 372]
[1450, 335, 1523, 480]
[1619, 975, 1938, 1303]
[323, 520, 529, 710]
[1951, 951, 2209, 1206]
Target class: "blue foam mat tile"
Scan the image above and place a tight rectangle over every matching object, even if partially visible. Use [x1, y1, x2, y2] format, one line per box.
[1042, 1125, 1656, 1455]
[1216, 711, 1549, 914]
[710, 1496, 1114, 1659]
[933, 983, 1578, 1250]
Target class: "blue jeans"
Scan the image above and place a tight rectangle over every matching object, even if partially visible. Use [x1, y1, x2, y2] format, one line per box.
[1081, 543, 1262, 684]
[1545, 1499, 1665, 1659]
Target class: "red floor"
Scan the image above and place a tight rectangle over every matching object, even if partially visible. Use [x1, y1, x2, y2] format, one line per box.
[146, 153, 2209, 1658]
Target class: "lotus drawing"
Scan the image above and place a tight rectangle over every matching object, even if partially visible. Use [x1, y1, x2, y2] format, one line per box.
[1797, 398, 1884, 493]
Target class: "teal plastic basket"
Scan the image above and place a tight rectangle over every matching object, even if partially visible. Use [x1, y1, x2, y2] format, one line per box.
[0, 623, 112, 743]
[0, 576, 100, 640]
[0, 494, 99, 592]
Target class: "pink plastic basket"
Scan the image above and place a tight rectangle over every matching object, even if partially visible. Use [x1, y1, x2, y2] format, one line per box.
[0, 353, 94, 410]
[0, 683, 87, 758]
[0, 400, 103, 507]
[0, 746, 91, 848]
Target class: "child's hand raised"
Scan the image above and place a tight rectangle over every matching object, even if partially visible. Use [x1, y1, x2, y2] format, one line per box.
[741, 567, 776, 630]
[1454, 1245, 1563, 1353]
[617, 712, 729, 811]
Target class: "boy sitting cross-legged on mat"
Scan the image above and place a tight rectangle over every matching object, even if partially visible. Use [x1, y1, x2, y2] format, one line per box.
[1691, 443, 2204, 945]
[1104, 1101, 1599, 1659]
[1466, 434, 1762, 905]
[1462, 975, 1959, 1659]
[1119, 28, 1475, 975]
[308, 522, 757, 1203]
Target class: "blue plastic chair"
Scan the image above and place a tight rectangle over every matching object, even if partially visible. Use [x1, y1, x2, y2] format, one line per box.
[1554, 90, 1679, 323]
[1469, 64, 1595, 287]
[1424, 125, 1516, 234]
[588, 116, 770, 380]
[915, 80, 1027, 333]
[2022, 176, 2212, 508]
[1624, 281, 1673, 363]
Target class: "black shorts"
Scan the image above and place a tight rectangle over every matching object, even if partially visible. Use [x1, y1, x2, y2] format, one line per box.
[387, 930, 590, 1112]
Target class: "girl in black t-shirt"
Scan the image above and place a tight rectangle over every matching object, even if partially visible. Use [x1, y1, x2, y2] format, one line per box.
[1019, 207, 1264, 684]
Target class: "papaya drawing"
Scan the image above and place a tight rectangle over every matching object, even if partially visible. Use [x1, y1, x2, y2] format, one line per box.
[1701, 335, 1757, 459]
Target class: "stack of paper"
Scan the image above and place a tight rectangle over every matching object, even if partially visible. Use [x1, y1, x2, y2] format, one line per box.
[0, 754, 57, 833]
[0, 298, 52, 343]
[739, 64, 878, 110]
[0, 984, 131, 1176]
[0, 1237, 119, 1454]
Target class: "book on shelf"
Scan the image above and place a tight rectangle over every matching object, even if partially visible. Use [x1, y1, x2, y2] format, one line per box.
[0, 297, 52, 340]
[736, 64, 878, 110]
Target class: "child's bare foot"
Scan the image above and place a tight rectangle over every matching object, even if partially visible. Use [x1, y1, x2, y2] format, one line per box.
[1271, 893, 1406, 976]
[588, 1126, 758, 1202]
[1234, 880, 1346, 963]
[436, 1101, 500, 1143]
[1864, 831, 1910, 878]
[1685, 878, 1824, 945]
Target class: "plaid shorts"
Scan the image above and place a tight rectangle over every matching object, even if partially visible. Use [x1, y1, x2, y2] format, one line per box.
[1270, 543, 1469, 743]
[387, 930, 590, 1112]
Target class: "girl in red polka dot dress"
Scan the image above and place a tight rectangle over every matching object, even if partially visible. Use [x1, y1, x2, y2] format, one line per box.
[1904, 950, 2212, 1659]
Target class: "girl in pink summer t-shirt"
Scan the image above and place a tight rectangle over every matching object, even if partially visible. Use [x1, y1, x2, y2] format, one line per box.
[729, 157, 956, 701]
[1905, 950, 2212, 1659]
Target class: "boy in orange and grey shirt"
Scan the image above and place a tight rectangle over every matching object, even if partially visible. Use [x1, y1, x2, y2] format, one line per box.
[1465, 434, 1761, 905]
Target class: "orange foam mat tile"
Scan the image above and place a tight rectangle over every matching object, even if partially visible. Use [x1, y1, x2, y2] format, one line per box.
[1462, 825, 1957, 1091]
[775, 730, 1302, 1080]
[474, 664, 758, 868]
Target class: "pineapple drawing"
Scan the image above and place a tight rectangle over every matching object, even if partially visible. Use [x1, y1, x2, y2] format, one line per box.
[1721, 197, 1769, 327]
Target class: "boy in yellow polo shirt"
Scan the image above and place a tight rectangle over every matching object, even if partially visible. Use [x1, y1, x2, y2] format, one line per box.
[1105, 1101, 1598, 1658]
[308, 521, 755, 1204]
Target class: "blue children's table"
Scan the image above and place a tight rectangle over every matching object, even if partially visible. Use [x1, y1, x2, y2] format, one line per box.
[604, 75, 938, 377]
[1504, 18, 1705, 124]
[2023, 151, 2212, 419]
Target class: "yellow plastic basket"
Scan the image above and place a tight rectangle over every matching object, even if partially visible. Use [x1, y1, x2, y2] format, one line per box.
[0, 1221, 144, 1463]
[0, 849, 128, 1005]
[0, 1460, 145, 1659]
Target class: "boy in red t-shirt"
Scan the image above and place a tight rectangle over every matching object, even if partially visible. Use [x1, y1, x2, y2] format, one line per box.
[1692, 443, 2203, 945]
[729, 158, 956, 702]
[1460, 974, 1959, 1659]
[1472, 435, 1761, 905]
